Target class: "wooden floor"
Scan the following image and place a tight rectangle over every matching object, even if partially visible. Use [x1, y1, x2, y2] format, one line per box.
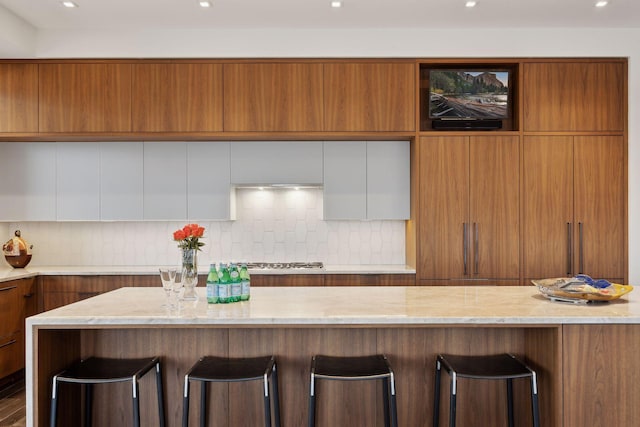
[0, 380, 26, 427]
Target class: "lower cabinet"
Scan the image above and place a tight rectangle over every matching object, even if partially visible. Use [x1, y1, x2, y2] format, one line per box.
[0, 277, 37, 379]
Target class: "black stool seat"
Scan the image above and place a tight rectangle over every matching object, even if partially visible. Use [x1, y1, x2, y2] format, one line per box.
[54, 357, 160, 382]
[433, 353, 540, 427]
[50, 356, 165, 427]
[438, 353, 535, 379]
[308, 354, 398, 427]
[182, 355, 281, 427]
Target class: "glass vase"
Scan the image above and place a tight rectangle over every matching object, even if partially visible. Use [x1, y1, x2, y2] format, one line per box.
[181, 247, 199, 301]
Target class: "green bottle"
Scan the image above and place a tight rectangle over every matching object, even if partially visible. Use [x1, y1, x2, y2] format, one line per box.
[229, 263, 242, 303]
[240, 263, 251, 301]
[217, 263, 231, 304]
[206, 263, 219, 304]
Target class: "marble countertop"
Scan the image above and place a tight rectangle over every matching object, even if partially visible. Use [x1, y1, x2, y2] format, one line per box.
[27, 286, 640, 328]
[0, 264, 415, 282]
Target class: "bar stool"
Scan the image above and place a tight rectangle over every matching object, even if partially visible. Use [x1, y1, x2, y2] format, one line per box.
[182, 355, 281, 427]
[50, 356, 165, 427]
[308, 354, 398, 427]
[433, 353, 540, 427]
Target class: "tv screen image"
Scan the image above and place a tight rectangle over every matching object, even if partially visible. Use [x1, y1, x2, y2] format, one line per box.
[429, 70, 509, 120]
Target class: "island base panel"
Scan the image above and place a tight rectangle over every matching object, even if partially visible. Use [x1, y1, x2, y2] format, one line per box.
[32, 327, 562, 427]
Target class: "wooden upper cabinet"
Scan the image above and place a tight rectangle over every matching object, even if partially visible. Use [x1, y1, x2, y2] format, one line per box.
[132, 64, 223, 132]
[324, 62, 415, 132]
[223, 63, 324, 132]
[0, 64, 38, 133]
[39, 63, 132, 133]
[523, 62, 625, 132]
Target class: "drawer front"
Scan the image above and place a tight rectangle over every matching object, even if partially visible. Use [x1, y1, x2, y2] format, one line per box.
[0, 332, 22, 378]
[0, 284, 20, 339]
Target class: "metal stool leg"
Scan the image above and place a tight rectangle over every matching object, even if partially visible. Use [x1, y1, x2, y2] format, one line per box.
[263, 375, 272, 427]
[507, 378, 515, 427]
[271, 363, 282, 427]
[433, 358, 441, 427]
[382, 378, 391, 427]
[449, 373, 457, 427]
[389, 376, 398, 427]
[531, 374, 541, 427]
[155, 361, 166, 427]
[182, 376, 190, 427]
[84, 383, 93, 427]
[132, 379, 141, 427]
[49, 377, 59, 427]
[200, 381, 207, 427]
[308, 373, 316, 427]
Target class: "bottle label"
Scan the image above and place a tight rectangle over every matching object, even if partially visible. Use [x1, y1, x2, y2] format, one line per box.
[241, 280, 250, 295]
[206, 283, 218, 303]
[216, 283, 229, 298]
[231, 283, 242, 297]
[230, 271, 239, 279]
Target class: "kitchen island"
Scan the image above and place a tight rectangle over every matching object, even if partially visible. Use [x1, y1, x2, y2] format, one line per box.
[26, 286, 640, 426]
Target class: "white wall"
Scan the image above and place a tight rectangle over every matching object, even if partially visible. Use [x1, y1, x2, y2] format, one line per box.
[0, 5, 35, 57]
[10, 27, 640, 280]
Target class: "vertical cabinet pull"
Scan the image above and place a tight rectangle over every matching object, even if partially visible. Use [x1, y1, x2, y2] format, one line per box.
[474, 223, 479, 275]
[463, 223, 468, 276]
[567, 223, 572, 275]
[579, 222, 584, 274]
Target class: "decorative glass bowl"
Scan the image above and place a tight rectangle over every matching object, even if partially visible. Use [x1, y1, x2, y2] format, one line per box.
[532, 278, 633, 303]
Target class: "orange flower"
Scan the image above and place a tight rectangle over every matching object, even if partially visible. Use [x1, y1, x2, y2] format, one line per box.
[173, 229, 186, 240]
[194, 226, 205, 238]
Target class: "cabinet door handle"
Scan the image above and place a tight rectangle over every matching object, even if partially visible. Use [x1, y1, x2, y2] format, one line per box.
[567, 223, 572, 275]
[463, 223, 468, 276]
[474, 223, 479, 275]
[23, 293, 34, 298]
[579, 222, 584, 274]
[0, 339, 17, 349]
[0, 285, 17, 292]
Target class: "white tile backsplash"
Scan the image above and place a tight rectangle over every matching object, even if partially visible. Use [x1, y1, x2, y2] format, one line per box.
[6, 188, 406, 267]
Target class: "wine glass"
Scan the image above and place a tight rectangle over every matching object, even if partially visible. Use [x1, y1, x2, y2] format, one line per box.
[172, 269, 185, 308]
[159, 267, 177, 308]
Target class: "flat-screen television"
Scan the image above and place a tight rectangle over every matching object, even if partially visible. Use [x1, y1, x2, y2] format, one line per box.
[429, 69, 510, 120]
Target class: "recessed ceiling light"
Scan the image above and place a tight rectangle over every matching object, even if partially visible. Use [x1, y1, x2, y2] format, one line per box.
[595, 1, 608, 7]
[465, 1, 477, 7]
[61, 1, 78, 7]
[331, 1, 343, 8]
[199, 1, 212, 7]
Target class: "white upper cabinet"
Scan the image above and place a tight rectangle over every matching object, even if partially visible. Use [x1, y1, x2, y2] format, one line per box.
[56, 143, 101, 221]
[0, 143, 57, 221]
[367, 141, 410, 220]
[323, 141, 367, 220]
[230, 141, 323, 185]
[143, 142, 187, 220]
[323, 141, 410, 220]
[100, 142, 144, 221]
[187, 142, 234, 220]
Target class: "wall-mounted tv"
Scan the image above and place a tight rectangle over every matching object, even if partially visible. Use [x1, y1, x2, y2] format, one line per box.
[429, 69, 510, 120]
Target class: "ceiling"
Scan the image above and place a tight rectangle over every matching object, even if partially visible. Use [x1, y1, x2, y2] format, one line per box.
[1, 0, 639, 31]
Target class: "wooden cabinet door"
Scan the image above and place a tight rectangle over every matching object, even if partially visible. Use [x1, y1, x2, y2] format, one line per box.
[224, 63, 323, 131]
[469, 136, 519, 279]
[324, 62, 415, 131]
[132, 63, 223, 132]
[523, 137, 574, 279]
[39, 63, 132, 132]
[0, 63, 38, 132]
[418, 136, 469, 280]
[573, 136, 625, 279]
[0, 282, 20, 339]
[523, 62, 625, 132]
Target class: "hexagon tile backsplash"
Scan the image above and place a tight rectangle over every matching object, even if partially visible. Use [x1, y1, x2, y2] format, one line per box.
[5, 189, 406, 267]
